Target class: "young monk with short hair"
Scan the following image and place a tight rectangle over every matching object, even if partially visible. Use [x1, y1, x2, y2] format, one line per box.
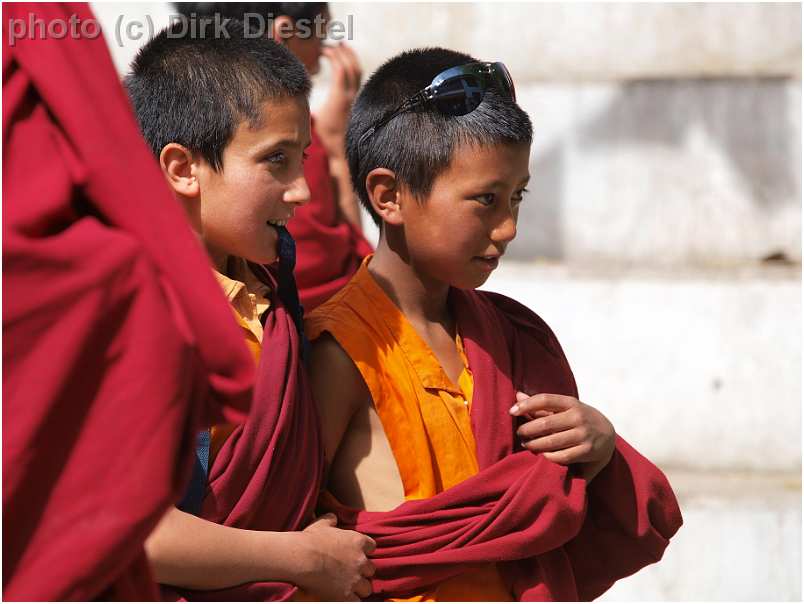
[306, 47, 683, 600]
[125, 21, 375, 601]
[174, 2, 373, 312]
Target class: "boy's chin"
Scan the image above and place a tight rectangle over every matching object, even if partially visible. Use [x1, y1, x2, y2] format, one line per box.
[242, 249, 278, 266]
[425, 264, 493, 291]
[448, 272, 492, 291]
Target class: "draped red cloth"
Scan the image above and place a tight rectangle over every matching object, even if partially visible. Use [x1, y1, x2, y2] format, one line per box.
[320, 289, 683, 601]
[3, 3, 254, 600]
[288, 122, 373, 313]
[169, 265, 326, 602]
[165, 270, 681, 599]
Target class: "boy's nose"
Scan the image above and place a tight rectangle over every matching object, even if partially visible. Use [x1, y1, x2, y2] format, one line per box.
[490, 210, 517, 244]
[284, 174, 311, 207]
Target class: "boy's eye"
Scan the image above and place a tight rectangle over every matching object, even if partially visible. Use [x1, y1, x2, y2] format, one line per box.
[474, 193, 495, 206]
[512, 187, 529, 204]
[265, 151, 287, 164]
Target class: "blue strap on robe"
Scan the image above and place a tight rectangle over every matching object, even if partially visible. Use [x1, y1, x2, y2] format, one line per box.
[177, 430, 210, 515]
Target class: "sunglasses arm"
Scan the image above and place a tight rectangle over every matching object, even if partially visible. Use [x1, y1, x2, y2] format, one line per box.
[358, 92, 428, 148]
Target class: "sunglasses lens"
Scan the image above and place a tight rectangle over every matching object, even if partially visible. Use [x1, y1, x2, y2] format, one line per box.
[492, 62, 516, 101]
[432, 75, 484, 116]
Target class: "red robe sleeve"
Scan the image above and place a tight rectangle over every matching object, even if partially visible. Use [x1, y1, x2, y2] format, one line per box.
[478, 290, 683, 599]
[562, 436, 683, 600]
[3, 3, 254, 599]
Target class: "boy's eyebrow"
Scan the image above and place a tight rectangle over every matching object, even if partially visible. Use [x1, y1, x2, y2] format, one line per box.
[252, 138, 313, 156]
[473, 176, 531, 189]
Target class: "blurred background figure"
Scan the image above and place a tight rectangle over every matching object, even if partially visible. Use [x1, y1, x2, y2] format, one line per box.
[92, 3, 801, 600]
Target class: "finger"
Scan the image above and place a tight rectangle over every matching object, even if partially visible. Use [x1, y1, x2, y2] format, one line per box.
[521, 427, 584, 453]
[339, 43, 362, 88]
[315, 513, 338, 527]
[515, 391, 552, 420]
[362, 536, 377, 554]
[542, 442, 594, 465]
[332, 44, 357, 91]
[510, 393, 577, 416]
[360, 559, 376, 577]
[516, 409, 577, 439]
[321, 46, 345, 82]
[354, 578, 372, 598]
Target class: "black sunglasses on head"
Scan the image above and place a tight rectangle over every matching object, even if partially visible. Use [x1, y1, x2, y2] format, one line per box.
[358, 61, 516, 153]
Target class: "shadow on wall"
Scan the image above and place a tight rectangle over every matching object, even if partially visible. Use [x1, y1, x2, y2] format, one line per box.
[508, 77, 801, 263]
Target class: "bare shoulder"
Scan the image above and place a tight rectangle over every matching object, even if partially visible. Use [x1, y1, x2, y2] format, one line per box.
[309, 332, 368, 407]
[308, 332, 370, 464]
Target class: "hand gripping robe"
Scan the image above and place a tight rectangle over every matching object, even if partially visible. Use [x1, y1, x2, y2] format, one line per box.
[3, 3, 254, 600]
[306, 260, 683, 600]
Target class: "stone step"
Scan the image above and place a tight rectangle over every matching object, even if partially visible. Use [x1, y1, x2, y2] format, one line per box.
[482, 261, 801, 472]
[600, 469, 801, 601]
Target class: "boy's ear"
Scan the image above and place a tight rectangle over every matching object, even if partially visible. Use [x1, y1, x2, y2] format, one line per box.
[271, 15, 295, 44]
[365, 168, 404, 226]
[159, 143, 200, 198]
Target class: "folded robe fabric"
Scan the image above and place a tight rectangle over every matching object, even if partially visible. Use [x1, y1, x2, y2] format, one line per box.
[3, 3, 255, 599]
[171, 275, 681, 600]
[288, 121, 373, 314]
[168, 264, 325, 602]
[320, 289, 683, 601]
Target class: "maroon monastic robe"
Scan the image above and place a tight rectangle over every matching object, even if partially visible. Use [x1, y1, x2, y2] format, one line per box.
[3, 3, 254, 599]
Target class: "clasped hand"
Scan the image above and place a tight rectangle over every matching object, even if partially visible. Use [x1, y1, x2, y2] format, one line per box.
[509, 392, 615, 481]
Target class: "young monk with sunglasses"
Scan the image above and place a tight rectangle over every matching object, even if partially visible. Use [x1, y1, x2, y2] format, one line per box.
[306, 48, 683, 600]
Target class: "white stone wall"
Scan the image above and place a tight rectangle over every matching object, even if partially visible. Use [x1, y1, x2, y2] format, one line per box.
[483, 264, 801, 473]
[510, 80, 801, 266]
[335, 3, 801, 79]
[91, 2, 173, 76]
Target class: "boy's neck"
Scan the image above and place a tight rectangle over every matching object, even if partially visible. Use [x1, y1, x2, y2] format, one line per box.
[368, 239, 453, 330]
[208, 249, 230, 275]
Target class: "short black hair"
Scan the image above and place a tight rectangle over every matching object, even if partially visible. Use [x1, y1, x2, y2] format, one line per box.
[174, 3, 328, 35]
[124, 19, 310, 170]
[346, 47, 533, 227]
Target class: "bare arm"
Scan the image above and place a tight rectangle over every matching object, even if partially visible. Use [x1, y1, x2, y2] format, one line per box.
[145, 502, 375, 599]
[314, 43, 364, 231]
[308, 333, 368, 466]
[329, 157, 363, 230]
[145, 507, 305, 590]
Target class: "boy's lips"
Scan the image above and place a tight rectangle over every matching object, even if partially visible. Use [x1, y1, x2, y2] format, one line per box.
[473, 255, 501, 271]
[266, 216, 292, 228]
